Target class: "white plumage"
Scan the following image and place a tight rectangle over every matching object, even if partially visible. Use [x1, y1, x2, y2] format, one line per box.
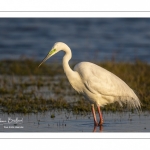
[39, 42, 141, 126]
[74, 62, 140, 109]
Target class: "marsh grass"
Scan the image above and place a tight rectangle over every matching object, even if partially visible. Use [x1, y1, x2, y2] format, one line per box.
[0, 59, 150, 114]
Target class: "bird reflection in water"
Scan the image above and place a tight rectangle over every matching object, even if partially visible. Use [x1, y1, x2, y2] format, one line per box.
[93, 125, 103, 132]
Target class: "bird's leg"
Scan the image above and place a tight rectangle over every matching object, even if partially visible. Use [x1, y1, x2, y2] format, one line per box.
[97, 105, 104, 126]
[91, 104, 98, 126]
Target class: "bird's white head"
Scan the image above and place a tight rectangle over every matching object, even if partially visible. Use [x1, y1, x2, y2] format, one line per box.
[38, 42, 67, 67]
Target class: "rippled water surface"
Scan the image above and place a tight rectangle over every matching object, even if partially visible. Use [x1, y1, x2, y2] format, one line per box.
[0, 111, 150, 132]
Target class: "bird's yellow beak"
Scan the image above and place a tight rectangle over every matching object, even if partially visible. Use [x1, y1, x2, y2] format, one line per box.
[38, 53, 50, 68]
[38, 48, 56, 68]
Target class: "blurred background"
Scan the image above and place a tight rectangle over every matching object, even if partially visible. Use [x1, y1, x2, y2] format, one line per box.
[0, 18, 150, 63]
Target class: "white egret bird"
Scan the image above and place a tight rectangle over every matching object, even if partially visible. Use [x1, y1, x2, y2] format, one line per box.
[38, 42, 141, 126]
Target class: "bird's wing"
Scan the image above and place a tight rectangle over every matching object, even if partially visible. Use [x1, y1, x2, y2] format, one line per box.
[76, 63, 131, 97]
[74, 62, 141, 110]
[84, 73, 126, 96]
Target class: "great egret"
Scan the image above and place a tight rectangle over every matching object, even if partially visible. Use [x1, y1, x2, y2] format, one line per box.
[38, 42, 141, 126]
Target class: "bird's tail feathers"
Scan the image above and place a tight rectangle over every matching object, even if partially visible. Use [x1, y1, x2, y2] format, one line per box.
[115, 92, 142, 114]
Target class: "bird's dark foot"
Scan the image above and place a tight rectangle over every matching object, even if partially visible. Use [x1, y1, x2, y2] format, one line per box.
[98, 119, 104, 126]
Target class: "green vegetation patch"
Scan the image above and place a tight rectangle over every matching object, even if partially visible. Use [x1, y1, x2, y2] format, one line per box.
[0, 59, 150, 113]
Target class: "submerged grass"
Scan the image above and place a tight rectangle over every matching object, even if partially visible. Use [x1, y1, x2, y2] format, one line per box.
[0, 59, 150, 113]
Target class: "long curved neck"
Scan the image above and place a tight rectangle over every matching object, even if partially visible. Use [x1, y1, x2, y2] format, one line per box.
[62, 45, 74, 77]
[61, 43, 82, 93]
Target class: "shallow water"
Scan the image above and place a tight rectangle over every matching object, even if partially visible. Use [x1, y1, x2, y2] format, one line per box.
[0, 111, 149, 132]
